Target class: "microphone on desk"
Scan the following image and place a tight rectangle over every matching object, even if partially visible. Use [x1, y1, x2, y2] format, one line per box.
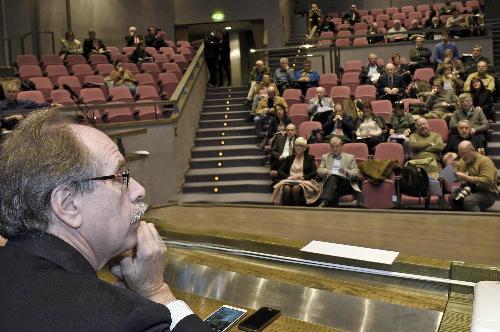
[62, 84, 82, 102]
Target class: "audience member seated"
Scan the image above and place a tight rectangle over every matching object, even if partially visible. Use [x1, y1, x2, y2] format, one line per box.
[386, 102, 415, 154]
[342, 4, 361, 25]
[446, 119, 484, 153]
[409, 117, 444, 162]
[424, 79, 458, 121]
[316, 137, 361, 207]
[367, 22, 384, 44]
[391, 53, 411, 85]
[449, 93, 489, 146]
[0, 84, 4, 101]
[355, 102, 384, 154]
[271, 123, 298, 171]
[254, 86, 288, 138]
[322, 103, 355, 143]
[437, 49, 465, 79]
[449, 141, 498, 212]
[446, 9, 470, 38]
[424, 10, 439, 28]
[434, 31, 459, 65]
[271, 137, 320, 206]
[124, 26, 143, 47]
[204, 31, 221, 88]
[463, 45, 491, 79]
[83, 29, 110, 61]
[152, 30, 167, 50]
[243, 60, 271, 106]
[387, 20, 408, 43]
[440, 1, 456, 15]
[308, 3, 322, 32]
[261, 104, 291, 150]
[469, 77, 494, 122]
[252, 74, 278, 114]
[0, 83, 50, 130]
[308, 87, 334, 124]
[59, 31, 83, 60]
[293, 59, 320, 96]
[425, 17, 443, 40]
[468, 8, 486, 36]
[408, 36, 433, 73]
[377, 63, 405, 104]
[438, 63, 464, 95]
[273, 57, 294, 96]
[105, 60, 137, 96]
[359, 53, 384, 85]
[407, 20, 424, 41]
[144, 26, 157, 47]
[464, 61, 495, 93]
[129, 42, 153, 64]
[317, 15, 336, 34]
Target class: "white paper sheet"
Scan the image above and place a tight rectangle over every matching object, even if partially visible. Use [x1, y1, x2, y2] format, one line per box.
[300, 240, 399, 265]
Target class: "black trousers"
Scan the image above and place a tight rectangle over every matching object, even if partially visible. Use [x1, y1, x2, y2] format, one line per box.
[206, 58, 218, 85]
[218, 58, 231, 86]
[320, 175, 354, 206]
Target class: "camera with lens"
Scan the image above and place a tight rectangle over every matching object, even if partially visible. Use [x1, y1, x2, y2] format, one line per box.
[454, 186, 472, 201]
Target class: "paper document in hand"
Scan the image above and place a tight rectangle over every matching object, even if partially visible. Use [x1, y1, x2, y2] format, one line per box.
[439, 165, 457, 183]
[301, 240, 399, 264]
[317, 105, 332, 113]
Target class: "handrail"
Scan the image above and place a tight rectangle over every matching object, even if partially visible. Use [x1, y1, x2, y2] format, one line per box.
[306, 25, 318, 40]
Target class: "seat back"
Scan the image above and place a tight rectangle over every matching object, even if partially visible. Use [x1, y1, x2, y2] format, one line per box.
[413, 68, 435, 82]
[136, 85, 160, 101]
[57, 75, 82, 95]
[288, 103, 308, 117]
[19, 65, 43, 81]
[109, 86, 134, 102]
[319, 73, 338, 92]
[304, 87, 317, 101]
[46, 64, 69, 85]
[343, 60, 363, 73]
[96, 63, 115, 76]
[427, 118, 449, 143]
[290, 114, 309, 127]
[16, 54, 38, 67]
[330, 86, 350, 104]
[123, 62, 140, 74]
[162, 63, 182, 80]
[298, 121, 322, 139]
[30, 77, 53, 100]
[353, 37, 368, 46]
[342, 143, 369, 162]
[374, 142, 404, 166]
[17, 90, 45, 103]
[72, 64, 94, 84]
[89, 54, 109, 67]
[371, 100, 393, 115]
[41, 54, 63, 67]
[141, 63, 161, 82]
[361, 179, 395, 209]
[80, 88, 106, 104]
[50, 89, 75, 106]
[308, 143, 330, 165]
[354, 85, 376, 103]
[65, 54, 86, 67]
[135, 73, 157, 88]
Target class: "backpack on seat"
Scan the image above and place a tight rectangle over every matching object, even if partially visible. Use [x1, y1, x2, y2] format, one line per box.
[398, 164, 430, 207]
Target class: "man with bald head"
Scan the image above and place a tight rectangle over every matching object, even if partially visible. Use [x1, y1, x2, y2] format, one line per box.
[359, 53, 384, 85]
[377, 63, 406, 104]
[0, 109, 212, 331]
[409, 117, 444, 161]
[244, 59, 271, 105]
[271, 123, 298, 170]
[308, 86, 334, 124]
[449, 140, 498, 211]
[464, 60, 495, 92]
[255, 85, 288, 138]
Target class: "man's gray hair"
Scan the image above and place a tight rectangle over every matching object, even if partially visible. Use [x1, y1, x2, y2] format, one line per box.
[280, 57, 288, 63]
[458, 92, 472, 101]
[0, 109, 100, 238]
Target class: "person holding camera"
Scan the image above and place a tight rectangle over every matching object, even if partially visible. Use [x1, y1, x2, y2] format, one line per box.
[449, 140, 498, 212]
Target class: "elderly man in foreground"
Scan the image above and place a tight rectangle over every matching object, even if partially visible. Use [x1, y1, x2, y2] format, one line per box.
[449, 141, 498, 212]
[317, 137, 361, 207]
[0, 109, 211, 331]
[409, 117, 444, 161]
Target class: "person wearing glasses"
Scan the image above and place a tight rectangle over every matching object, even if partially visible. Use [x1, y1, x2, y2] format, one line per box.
[271, 137, 320, 206]
[0, 109, 212, 331]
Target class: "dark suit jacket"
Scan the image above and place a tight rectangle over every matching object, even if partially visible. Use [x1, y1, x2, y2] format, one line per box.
[278, 153, 317, 180]
[359, 65, 384, 85]
[83, 38, 107, 57]
[271, 134, 296, 169]
[377, 73, 406, 96]
[0, 233, 211, 332]
[322, 113, 355, 140]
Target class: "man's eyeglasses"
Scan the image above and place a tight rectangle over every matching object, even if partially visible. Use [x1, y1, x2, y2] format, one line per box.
[82, 169, 130, 188]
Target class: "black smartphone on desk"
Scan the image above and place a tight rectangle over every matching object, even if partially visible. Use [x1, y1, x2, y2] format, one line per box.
[238, 307, 281, 332]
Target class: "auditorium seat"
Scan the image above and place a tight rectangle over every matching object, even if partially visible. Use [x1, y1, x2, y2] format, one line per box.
[153, 54, 170, 65]
[342, 143, 369, 165]
[298, 121, 322, 140]
[354, 85, 376, 103]
[88, 54, 109, 69]
[177, 40, 192, 49]
[361, 15, 374, 24]
[177, 47, 193, 62]
[343, 60, 362, 73]
[282, 88, 302, 108]
[71, 64, 95, 84]
[318, 39, 332, 48]
[353, 37, 368, 46]
[308, 143, 330, 165]
[158, 72, 179, 99]
[135, 103, 159, 120]
[362, 179, 395, 209]
[111, 54, 129, 63]
[136, 85, 161, 101]
[83, 75, 107, 96]
[289, 114, 309, 127]
[122, 47, 136, 57]
[80, 88, 106, 104]
[392, 12, 406, 21]
[319, 73, 338, 93]
[401, 98, 423, 112]
[108, 87, 134, 102]
[46, 65, 69, 85]
[145, 47, 158, 56]
[65, 54, 86, 68]
[106, 47, 120, 57]
[17, 90, 45, 103]
[30, 77, 53, 101]
[18, 65, 42, 81]
[337, 23, 351, 31]
[16, 54, 38, 67]
[416, 4, 430, 13]
[166, 40, 176, 48]
[141, 62, 161, 82]
[353, 22, 368, 30]
[105, 102, 136, 123]
[374, 142, 404, 166]
[41, 54, 63, 68]
[354, 29, 368, 36]
[57, 76, 82, 95]
[331, 17, 343, 25]
[413, 68, 435, 82]
[171, 54, 189, 71]
[371, 8, 384, 16]
[50, 89, 75, 106]
[340, 72, 360, 95]
[427, 118, 449, 143]
[401, 5, 415, 15]
[96, 63, 115, 76]
[330, 86, 350, 104]
[408, 11, 423, 20]
[304, 87, 317, 101]
[466, 0, 480, 8]
[371, 100, 393, 118]
[335, 38, 351, 47]
[123, 62, 140, 74]
[358, 9, 368, 16]
[288, 103, 308, 117]
[135, 73, 157, 90]
[386, 7, 399, 17]
[160, 47, 175, 62]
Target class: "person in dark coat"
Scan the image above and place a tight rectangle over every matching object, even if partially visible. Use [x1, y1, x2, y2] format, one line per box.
[469, 76, 494, 122]
[204, 31, 220, 88]
[216, 30, 231, 86]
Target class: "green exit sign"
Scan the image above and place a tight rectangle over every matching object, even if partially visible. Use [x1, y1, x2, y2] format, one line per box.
[211, 10, 225, 22]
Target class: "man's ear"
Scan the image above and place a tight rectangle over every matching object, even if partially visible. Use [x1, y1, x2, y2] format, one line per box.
[50, 186, 83, 229]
